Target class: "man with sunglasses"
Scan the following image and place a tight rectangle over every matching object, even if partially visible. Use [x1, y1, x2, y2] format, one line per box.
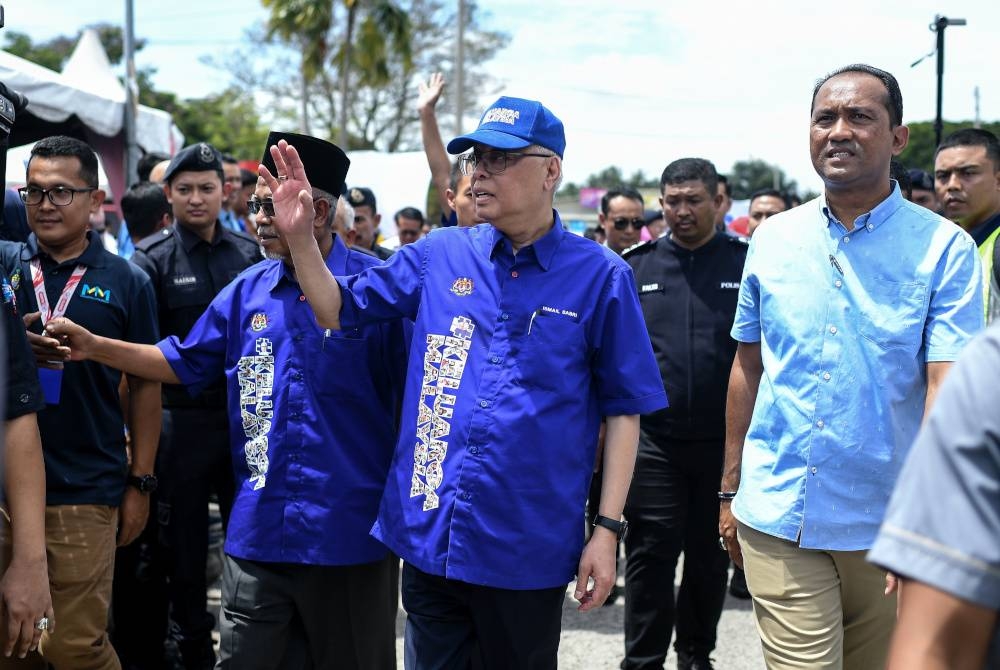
[599, 187, 646, 256]
[257, 96, 666, 669]
[622, 158, 747, 670]
[130, 143, 260, 669]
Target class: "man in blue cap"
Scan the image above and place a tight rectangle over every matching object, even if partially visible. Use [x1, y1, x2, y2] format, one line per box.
[258, 97, 667, 668]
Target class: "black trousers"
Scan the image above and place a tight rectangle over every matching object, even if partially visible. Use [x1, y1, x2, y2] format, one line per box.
[401, 563, 564, 670]
[157, 406, 235, 652]
[622, 434, 729, 669]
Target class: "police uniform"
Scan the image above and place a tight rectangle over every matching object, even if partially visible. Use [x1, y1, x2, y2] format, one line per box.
[622, 231, 748, 669]
[347, 186, 394, 261]
[129, 143, 261, 667]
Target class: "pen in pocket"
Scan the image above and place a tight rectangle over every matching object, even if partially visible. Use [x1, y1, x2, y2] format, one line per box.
[828, 254, 845, 276]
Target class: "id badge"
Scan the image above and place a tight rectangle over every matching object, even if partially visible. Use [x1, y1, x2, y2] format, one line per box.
[38, 367, 63, 405]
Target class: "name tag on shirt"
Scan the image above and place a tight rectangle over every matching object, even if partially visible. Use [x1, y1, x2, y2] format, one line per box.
[719, 281, 740, 290]
[639, 283, 662, 294]
[172, 275, 197, 286]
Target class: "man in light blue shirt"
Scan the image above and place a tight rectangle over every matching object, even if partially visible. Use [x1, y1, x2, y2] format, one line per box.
[718, 63, 983, 669]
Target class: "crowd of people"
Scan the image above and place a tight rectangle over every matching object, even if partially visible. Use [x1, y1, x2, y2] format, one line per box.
[0, 59, 997, 670]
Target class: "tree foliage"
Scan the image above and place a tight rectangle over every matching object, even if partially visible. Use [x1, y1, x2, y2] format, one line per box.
[728, 159, 799, 200]
[235, 0, 509, 151]
[898, 120, 1000, 172]
[560, 166, 660, 198]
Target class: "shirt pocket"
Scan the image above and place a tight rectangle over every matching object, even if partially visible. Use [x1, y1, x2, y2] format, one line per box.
[857, 279, 927, 353]
[313, 331, 375, 398]
[518, 313, 587, 391]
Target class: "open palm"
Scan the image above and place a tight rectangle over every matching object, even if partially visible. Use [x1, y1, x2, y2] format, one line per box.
[259, 140, 315, 239]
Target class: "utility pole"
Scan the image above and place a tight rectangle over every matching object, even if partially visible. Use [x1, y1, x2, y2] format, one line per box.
[932, 15, 966, 148]
[974, 85, 981, 128]
[455, 0, 466, 136]
[123, 0, 138, 186]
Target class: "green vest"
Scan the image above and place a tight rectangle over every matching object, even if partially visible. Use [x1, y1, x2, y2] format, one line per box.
[980, 225, 1000, 324]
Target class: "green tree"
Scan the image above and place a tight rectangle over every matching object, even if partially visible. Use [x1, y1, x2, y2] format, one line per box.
[728, 159, 798, 200]
[898, 120, 1000, 172]
[560, 166, 660, 198]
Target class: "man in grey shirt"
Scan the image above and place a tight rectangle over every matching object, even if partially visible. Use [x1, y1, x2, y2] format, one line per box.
[869, 323, 1000, 669]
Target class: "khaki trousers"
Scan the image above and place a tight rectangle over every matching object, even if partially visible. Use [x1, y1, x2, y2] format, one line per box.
[738, 522, 895, 670]
[0, 505, 120, 670]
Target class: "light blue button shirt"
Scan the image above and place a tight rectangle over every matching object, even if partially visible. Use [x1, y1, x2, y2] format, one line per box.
[731, 184, 983, 550]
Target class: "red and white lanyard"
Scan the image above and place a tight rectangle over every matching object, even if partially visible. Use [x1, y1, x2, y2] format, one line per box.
[29, 258, 87, 326]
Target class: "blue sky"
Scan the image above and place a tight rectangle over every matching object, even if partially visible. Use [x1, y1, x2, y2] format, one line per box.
[8, 0, 1000, 192]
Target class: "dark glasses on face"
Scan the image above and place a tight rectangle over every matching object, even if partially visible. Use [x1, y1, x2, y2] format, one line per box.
[247, 197, 275, 217]
[612, 217, 645, 231]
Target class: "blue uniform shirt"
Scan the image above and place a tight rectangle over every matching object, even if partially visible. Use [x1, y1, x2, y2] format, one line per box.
[159, 235, 408, 566]
[336, 214, 667, 589]
[731, 185, 983, 551]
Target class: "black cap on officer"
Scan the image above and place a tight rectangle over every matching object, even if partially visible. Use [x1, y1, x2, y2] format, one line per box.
[261, 131, 351, 197]
[163, 143, 224, 184]
[346, 186, 377, 212]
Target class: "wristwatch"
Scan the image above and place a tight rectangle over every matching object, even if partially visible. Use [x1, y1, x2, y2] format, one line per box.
[126, 473, 158, 494]
[592, 514, 629, 543]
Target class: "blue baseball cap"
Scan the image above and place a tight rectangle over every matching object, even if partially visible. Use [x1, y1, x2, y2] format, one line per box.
[447, 96, 565, 158]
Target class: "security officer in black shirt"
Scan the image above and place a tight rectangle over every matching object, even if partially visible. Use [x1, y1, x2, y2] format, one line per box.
[131, 143, 261, 670]
[346, 186, 394, 260]
[622, 158, 747, 670]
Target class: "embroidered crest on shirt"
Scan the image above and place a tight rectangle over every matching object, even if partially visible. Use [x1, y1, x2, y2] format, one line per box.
[250, 313, 268, 332]
[237, 338, 274, 490]
[10, 269, 20, 291]
[411, 315, 475, 511]
[450, 277, 474, 297]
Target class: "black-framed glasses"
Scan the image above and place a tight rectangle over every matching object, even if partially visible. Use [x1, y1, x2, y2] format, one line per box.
[18, 186, 95, 207]
[247, 197, 275, 217]
[611, 217, 645, 231]
[457, 150, 553, 176]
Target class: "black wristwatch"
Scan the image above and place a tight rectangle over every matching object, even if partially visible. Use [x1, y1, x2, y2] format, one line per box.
[126, 473, 158, 494]
[592, 514, 629, 543]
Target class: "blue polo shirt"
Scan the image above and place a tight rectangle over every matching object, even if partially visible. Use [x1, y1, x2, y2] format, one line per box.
[159, 234, 408, 566]
[731, 185, 983, 551]
[336, 215, 667, 589]
[16, 232, 159, 506]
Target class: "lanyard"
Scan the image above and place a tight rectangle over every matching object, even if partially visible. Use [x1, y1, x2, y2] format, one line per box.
[29, 258, 87, 326]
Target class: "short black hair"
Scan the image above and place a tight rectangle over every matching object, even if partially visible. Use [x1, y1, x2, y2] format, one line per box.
[240, 168, 258, 188]
[936, 128, 1000, 171]
[395, 206, 425, 224]
[659, 158, 719, 195]
[890, 159, 912, 199]
[749, 188, 787, 208]
[717, 174, 732, 198]
[121, 182, 171, 241]
[600, 186, 644, 215]
[137, 152, 169, 183]
[811, 64, 903, 127]
[28, 135, 99, 187]
[221, 153, 239, 165]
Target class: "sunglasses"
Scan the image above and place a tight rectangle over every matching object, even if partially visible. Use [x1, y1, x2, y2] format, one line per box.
[611, 217, 645, 231]
[247, 197, 275, 217]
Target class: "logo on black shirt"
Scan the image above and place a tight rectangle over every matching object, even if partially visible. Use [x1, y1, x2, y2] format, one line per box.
[80, 284, 112, 303]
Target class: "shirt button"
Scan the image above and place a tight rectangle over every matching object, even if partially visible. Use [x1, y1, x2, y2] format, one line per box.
[511, 271, 519, 278]
[490, 355, 501, 364]
[834, 280, 843, 288]
[292, 371, 303, 381]
[829, 326, 837, 334]
[298, 295, 306, 302]
[823, 372, 831, 381]
[816, 419, 825, 428]
[293, 334, 303, 342]
[463, 492, 472, 501]
[479, 400, 489, 408]
[469, 446, 480, 455]
[18, 394, 29, 404]
[866, 224, 873, 231]
[500, 312, 510, 321]
[843, 236, 850, 243]
[811, 466, 818, 474]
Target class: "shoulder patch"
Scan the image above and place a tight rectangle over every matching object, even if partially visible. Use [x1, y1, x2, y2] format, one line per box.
[727, 234, 750, 245]
[134, 228, 174, 252]
[622, 239, 655, 259]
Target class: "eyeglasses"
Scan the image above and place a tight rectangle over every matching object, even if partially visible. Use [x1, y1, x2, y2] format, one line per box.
[611, 217, 645, 231]
[18, 186, 95, 207]
[247, 197, 275, 217]
[457, 150, 553, 176]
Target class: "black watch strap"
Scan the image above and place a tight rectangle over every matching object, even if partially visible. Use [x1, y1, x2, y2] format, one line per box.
[592, 514, 628, 542]
[127, 473, 158, 494]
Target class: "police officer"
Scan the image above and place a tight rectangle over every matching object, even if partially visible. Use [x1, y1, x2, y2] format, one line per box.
[623, 158, 748, 670]
[130, 143, 260, 669]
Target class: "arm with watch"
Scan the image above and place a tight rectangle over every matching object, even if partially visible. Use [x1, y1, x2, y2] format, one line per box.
[118, 373, 161, 547]
[574, 413, 639, 612]
[718, 341, 763, 568]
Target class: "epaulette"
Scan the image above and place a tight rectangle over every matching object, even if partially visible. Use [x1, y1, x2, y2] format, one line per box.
[622, 239, 656, 259]
[726, 233, 750, 245]
[133, 227, 174, 252]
